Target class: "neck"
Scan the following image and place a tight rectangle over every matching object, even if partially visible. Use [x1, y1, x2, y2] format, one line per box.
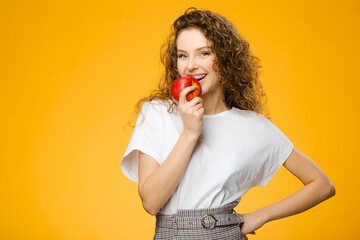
[201, 90, 230, 115]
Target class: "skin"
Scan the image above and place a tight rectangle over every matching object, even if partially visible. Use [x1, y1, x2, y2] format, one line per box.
[176, 28, 230, 115]
[138, 27, 335, 238]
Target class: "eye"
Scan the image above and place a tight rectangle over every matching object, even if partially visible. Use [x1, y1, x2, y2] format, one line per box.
[200, 51, 210, 56]
[177, 53, 187, 59]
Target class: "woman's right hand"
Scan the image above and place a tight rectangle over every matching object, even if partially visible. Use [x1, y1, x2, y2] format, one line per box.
[178, 86, 204, 137]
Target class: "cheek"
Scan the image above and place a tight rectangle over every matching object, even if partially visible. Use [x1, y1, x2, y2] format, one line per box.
[177, 61, 185, 74]
[205, 58, 216, 71]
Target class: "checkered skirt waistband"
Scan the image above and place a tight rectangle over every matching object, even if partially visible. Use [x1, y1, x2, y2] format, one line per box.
[153, 201, 246, 240]
[155, 201, 243, 230]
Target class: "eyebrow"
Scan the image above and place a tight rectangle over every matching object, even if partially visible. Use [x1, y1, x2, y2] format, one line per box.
[177, 46, 211, 52]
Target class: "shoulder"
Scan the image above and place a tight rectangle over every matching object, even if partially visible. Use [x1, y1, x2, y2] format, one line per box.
[141, 99, 172, 114]
[230, 107, 284, 135]
[231, 107, 270, 125]
[137, 99, 174, 128]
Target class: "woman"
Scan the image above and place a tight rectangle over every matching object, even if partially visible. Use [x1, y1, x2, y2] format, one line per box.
[121, 8, 335, 239]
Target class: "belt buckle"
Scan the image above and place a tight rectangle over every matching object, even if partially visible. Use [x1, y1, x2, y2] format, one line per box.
[201, 214, 217, 230]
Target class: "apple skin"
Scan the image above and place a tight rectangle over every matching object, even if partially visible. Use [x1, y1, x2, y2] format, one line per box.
[171, 76, 202, 102]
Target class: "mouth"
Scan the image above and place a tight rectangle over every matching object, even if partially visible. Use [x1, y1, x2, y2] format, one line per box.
[190, 74, 207, 81]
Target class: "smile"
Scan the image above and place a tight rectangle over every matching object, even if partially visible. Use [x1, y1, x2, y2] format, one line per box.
[191, 74, 207, 80]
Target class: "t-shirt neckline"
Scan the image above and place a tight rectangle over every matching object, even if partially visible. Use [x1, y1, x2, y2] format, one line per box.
[203, 107, 234, 119]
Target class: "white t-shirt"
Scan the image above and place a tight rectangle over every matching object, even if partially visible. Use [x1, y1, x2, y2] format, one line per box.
[121, 100, 294, 215]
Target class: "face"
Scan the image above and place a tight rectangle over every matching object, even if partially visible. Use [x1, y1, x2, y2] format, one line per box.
[176, 28, 222, 98]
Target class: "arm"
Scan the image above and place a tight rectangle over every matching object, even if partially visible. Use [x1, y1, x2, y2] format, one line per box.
[138, 131, 198, 215]
[240, 148, 335, 235]
[138, 86, 204, 215]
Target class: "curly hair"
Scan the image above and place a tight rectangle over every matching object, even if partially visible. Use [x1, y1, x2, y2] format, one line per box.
[132, 7, 270, 125]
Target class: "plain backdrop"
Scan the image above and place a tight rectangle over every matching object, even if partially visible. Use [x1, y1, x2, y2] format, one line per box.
[1, 0, 359, 239]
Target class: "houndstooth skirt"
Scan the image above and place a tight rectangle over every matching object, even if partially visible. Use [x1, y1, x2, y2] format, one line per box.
[153, 201, 246, 240]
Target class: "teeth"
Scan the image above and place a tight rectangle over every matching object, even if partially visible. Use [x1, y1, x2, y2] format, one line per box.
[194, 74, 206, 80]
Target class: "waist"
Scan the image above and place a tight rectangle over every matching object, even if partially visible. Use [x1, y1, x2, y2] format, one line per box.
[155, 201, 243, 230]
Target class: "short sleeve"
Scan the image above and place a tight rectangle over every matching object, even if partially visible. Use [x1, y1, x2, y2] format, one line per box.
[120, 101, 166, 183]
[254, 119, 294, 187]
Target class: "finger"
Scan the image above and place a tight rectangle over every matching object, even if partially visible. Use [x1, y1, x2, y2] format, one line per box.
[185, 96, 202, 107]
[197, 107, 205, 117]
[192, 102, 203, 111]
[179, 86, 196, 105]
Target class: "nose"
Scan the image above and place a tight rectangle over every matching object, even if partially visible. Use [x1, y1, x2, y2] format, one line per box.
[186, 56, 198, 71]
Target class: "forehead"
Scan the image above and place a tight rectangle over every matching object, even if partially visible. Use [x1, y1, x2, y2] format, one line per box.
[176, 28, 212, 50]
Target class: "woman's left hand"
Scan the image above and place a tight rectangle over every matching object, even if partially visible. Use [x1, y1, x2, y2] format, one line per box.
[239, 210, 267, 236]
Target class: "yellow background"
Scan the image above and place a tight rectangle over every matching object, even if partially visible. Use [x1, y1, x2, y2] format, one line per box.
[2, 0, 359, 239]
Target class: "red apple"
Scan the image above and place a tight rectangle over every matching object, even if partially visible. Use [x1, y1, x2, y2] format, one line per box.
[171, 76, 202, 102]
